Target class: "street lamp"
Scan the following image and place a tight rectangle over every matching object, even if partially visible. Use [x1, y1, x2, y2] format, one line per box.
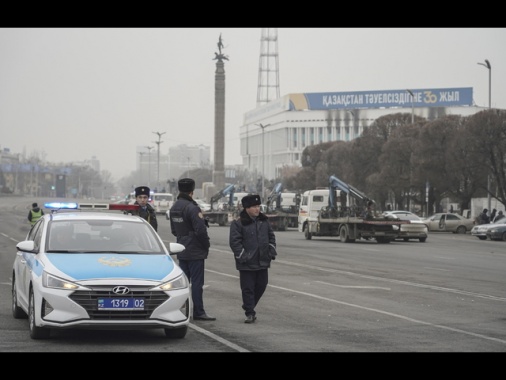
[406, 89, 414, 124]
[255, 123, 270, 199]
[478, 59, 492, 211]
[153, 131, 166, 190]
[478, 59, 491, 109]
[145, 146, 154, 186]
[138, 152, 145, 183]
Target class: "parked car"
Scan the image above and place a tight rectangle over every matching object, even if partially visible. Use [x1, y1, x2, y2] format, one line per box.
[195, 199, 211, 212]
[12, 202, 190, 340]
[471, 217, 506, 240]
[486, 223, 506, 241]
[382, 210, 428, 242]
[421, 213, 475, 234]
[165, 199, 212, 220]
[151, 193, 174, 215]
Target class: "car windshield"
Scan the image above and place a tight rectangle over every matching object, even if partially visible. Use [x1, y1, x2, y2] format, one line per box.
[47, 220, 164, 253]
[384, 212, 421, 221]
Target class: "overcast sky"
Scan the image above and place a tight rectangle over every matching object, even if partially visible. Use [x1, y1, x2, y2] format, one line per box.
[1, 28, 505, 181]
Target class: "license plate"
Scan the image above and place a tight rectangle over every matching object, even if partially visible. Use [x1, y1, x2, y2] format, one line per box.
[97, 297, 145, 310]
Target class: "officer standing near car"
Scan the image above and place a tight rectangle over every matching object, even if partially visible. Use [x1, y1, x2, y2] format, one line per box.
[169, 178, 215, 321]
[28, 202, 44, 226]
[132, 186, 158, 232]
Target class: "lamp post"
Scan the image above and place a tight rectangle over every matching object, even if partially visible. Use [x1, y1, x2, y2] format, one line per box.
[255, 123, 270, 199]
[145, 146, 154, 186]
[152, 131, 166, 190]
[406, 89, 414, 124]
[478, 59, 491, 109]
[138, 152, 145, 183]
[478, 59, 492, 212]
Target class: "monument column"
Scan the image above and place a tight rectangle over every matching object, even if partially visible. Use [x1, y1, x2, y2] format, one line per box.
[212, 34, 228, 190]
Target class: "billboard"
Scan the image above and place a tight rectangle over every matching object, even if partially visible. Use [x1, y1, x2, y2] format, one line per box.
[288, 87, 473, 111]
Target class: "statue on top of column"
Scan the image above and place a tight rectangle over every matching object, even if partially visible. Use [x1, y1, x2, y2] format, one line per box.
[213, 33, 229, 62]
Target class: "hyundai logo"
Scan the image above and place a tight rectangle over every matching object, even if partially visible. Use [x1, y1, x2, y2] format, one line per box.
[112, 286, 130, 295]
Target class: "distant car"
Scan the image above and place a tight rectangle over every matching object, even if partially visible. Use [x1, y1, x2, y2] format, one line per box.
[486, 223, 506, 241]
[165, 199, 212, 220]
[12, 202, 190, 340]
[195, 199, 211, 212]
[383, 210, 428, 242]
[421, 213, 475, 234]
[471, 217, 506, 240]
[151, 193, 174, 215]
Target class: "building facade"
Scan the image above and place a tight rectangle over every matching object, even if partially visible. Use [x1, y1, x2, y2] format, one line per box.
[239, 87, 488, 181]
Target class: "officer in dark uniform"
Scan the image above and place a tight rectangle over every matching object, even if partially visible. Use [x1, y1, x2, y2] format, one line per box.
[169, 178, 215, 321]
[132, 186, 158, 232]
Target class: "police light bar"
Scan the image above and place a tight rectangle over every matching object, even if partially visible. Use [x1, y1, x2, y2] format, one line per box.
[78, 203, 140, 211]
[44, 202, 79, 209]
[108, 204, 140, 211]
[44, 202, 140, 211]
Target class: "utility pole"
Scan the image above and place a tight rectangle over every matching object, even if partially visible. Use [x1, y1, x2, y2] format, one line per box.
[255, 123, 270, 199]
[152, 131, 166, 190]
[478, 59, 492, 212]
[145, 146, 154, 186]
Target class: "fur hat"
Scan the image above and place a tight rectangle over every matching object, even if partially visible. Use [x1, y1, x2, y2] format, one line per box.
[178, 178, 195, 193]
[242, 194, 261, 209]
[135, 186, 150, 197]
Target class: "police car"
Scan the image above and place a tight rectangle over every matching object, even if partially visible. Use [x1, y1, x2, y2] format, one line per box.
[12, 202, 190, 339]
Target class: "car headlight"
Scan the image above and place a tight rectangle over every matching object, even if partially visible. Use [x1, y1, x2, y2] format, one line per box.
[43, 272, 80, 290]
[156, 274, 189, 291]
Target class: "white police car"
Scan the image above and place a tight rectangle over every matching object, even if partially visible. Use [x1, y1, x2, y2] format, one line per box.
[12, 202, 190, 339]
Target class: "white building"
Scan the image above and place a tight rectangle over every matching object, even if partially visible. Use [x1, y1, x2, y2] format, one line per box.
[240, 87, 488, 181]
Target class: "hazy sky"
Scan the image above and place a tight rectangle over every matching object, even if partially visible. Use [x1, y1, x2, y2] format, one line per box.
[1, 28, 505, 181]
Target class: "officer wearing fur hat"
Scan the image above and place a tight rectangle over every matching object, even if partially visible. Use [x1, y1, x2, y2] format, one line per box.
[169, 178, 215, 321]
[229, 194, 277, 324]
[132, 186, 158, 231]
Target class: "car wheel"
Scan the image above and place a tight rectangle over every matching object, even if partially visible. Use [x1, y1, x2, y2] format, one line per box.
[403, 238, 409, 242]
[456, 226, 467, 234]
[12, 275, 27, 319]
[164, 325, 188, 339]
[502, 232, 506, 241]
[29, 288, 50, 340]
[339, 225, 355, 243]
[419, 237, 427, 242]
[304, 224, 312, 240]
[478, 236, 487, 240]
[279, 218, 287, 231]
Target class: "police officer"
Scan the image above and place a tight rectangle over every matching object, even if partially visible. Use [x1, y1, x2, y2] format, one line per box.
[169, 178, 215, 321]
[132, 186, 158, 231]
[28, 202, 44, 226]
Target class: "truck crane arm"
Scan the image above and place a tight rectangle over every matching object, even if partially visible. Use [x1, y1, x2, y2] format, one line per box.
[210, 184, 235, 210]
[266, 182, 283, 211]
[328, 175, 372, 215]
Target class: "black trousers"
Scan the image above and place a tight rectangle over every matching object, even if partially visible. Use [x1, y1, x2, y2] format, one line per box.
[239, 269, 268, 317]
[179, 259, 206, 317]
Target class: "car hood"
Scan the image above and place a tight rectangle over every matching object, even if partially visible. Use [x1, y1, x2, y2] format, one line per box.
[45, 253, 176, 281]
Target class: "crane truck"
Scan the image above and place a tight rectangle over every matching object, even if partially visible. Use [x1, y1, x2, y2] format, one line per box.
[302, 175, 408, 243]
[204, 185, 250, 226]
[204, 184, 236, 226]
[264, 183, 300, 231]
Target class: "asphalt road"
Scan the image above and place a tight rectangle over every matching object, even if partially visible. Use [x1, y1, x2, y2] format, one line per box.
[1, 196, 505, 353]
